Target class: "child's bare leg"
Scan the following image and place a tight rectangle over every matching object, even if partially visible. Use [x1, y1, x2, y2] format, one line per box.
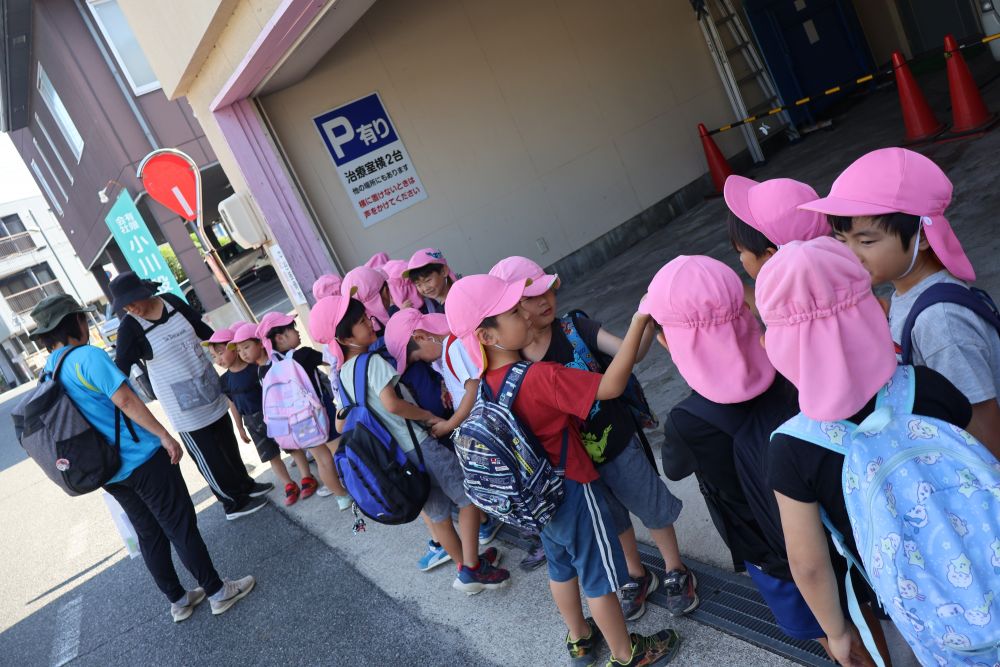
[550, 578, 592, 641]
[311, 445, 347, 496]
[457, 505, 481, 567]
[324, 436, 342, 456]
[288, 449, 311, 480]
[421, 512, 438, 542]
[649, 525, 685, 572]
[617, 527, 647, 579]
[268, 455, 293, 486]
[588, 591, 633, 662]
[432, 517, 463, 564]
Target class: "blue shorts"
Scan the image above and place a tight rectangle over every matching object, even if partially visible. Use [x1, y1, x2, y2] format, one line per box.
[541, 480, 628, 598]
[745, 562, 824, 640]
[599, 435, 683, 533]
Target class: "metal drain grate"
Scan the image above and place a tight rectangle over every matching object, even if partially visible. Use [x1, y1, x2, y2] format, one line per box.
[496, 526, 834, 667]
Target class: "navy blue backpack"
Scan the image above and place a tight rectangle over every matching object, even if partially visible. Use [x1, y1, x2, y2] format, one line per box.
[900, 283, 1000, 364]
[336, 353, 429, 527]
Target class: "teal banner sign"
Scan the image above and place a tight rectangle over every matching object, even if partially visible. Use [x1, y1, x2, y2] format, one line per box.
[104, 190, 184, 299]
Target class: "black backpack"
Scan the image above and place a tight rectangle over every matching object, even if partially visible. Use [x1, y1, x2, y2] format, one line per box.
[12, 347, 138, 496]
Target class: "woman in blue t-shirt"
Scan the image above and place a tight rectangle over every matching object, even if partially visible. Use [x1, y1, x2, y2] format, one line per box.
[30, 295, 256, 622]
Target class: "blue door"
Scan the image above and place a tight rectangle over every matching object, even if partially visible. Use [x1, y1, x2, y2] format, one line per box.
[744, 0, 873, 123]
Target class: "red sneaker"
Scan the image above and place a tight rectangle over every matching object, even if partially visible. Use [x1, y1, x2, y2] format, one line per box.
[300, 476, 318, 499]
[284, 482, 300, 507]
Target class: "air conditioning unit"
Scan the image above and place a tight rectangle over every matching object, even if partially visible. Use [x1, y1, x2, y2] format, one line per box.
[218, 192, 269, 248]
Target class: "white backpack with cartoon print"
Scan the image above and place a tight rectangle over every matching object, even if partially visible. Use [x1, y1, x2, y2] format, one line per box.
[773, 365, 1000, 666]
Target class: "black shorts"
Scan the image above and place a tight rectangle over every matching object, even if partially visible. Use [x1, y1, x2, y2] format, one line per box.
[243, 411, 281, 463]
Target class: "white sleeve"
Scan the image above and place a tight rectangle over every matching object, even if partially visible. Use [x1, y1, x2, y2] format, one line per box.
[446, 338, 479, 385]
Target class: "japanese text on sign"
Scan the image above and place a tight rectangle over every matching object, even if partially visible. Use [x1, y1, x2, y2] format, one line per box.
[314, 92, 427, 228]
[104, 190, 184, 299]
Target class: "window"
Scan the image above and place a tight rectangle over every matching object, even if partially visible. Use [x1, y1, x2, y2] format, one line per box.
[30, 160, 64, 216]
[32, 138, 68, 202]
[0, 214, 26, 237]
[87, 0, 160, 95]
[34, 114, 74, 184]
[0, 263, 64, 314]
[36, 65, 84, 162]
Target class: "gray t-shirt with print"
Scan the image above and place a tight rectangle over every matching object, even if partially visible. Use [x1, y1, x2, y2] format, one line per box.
[889, 270, 1000, 405]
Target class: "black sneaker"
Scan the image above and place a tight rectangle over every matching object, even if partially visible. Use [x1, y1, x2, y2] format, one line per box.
[621, 567, 659, 621]
[606, 630, 681, 666]
[249, 481, 274, 498]
[519, 536, 547, 571]
[567, 617, 603, 666]
[225, 496, 267, 521]
[662, 568, 699, 616]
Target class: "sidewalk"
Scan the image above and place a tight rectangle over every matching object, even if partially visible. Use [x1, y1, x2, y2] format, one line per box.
[251, 56, 1000, 665]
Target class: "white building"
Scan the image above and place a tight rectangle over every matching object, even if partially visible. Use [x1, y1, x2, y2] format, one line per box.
[0, 195, 104, 388]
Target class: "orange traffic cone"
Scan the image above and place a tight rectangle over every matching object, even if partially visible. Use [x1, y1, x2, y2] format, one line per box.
[891, 51, 945, 143]
[943, 34, 997, 135]
[698, 123, 733, 194]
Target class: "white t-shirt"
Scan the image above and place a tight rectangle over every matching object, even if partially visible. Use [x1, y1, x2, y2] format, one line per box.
[433, 336, 479, 407]
[334, 353, 426, 452]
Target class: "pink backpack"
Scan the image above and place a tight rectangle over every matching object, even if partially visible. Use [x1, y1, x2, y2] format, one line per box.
[262, 351, 330, 450]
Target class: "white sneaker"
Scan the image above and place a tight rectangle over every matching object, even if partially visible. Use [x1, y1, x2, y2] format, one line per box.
[209, 576, 255, 615]
[170, 588, 206, 622]
[336, 495, 353, 511]
[316, 486, 334, 497]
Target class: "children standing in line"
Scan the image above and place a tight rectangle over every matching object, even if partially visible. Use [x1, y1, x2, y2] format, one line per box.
[491, 257, 694, 622]
[446, 274, 681, 667]
[206, 326, 298, 506]
[799, 147, 1000, 457]
[757, 237, 975, 667]
[404, 248, 458, 314]
[310, 295, 511, 594]
[642, 256, 832, 655]
[257, 313, 353, 510]
[231, 323, 322, 506]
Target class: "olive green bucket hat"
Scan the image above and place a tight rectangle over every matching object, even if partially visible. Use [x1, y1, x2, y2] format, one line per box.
[28, 294, 95, 338]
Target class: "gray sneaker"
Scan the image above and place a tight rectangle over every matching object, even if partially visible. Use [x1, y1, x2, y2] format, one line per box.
[170, 588, 206, 622]
[209, 576, 256, 615]
[662, 568, 699, 616]
[621, 568, 659, 621]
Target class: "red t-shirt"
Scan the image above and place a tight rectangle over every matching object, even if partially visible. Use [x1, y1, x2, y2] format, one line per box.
[483, 362, 601, 484]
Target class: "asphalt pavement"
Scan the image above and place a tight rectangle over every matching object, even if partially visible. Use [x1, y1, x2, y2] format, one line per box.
[0, 385, 494, 667]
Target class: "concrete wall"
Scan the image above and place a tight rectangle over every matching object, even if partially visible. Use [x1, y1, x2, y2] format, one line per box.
[852, 0, 912, 62]
[256, 0, 744, 274]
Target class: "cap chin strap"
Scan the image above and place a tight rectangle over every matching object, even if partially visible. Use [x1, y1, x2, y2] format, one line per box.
[895, 217, 930, 280]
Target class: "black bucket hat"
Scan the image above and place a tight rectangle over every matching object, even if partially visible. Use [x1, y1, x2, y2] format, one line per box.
[29, 294, 95, 338]
[109, 271, 159, 314]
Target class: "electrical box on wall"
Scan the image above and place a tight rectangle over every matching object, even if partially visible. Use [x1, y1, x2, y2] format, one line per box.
[218, 193, 269, 248]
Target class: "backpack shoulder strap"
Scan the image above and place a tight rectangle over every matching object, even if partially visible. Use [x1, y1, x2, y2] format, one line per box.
[874, 364, 916, 415]
[770, 413, 852, 456]
[443, 334, 460, 379]
[51, 345, 83, 381]
[353, 352, 371, 408]
[496, 361, 531, 408]
[559, 315, 601, 372]
[900, 282, 1000, 364]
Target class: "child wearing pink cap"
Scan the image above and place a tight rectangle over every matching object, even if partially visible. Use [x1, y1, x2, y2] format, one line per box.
[257, 312, 352, 509]
[723, 175, 829, 279]
[756, 237, 973, 667]
[403, 248, 458, 314]
[802, 147, 1000, 456]
[342, 266, 392, 331]
[311, 273, 342, 301]
[382, 259, 423, 311]
[642, 256, 832, 654]
[231, 323, 321, 506]
[491, 256, 693, 621]
[446, 273, 681, 666]
[319, 296, 510, 594]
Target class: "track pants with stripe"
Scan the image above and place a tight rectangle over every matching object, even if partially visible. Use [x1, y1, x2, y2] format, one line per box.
[105, 448, 224, 602]
[179, 413, 255, 514]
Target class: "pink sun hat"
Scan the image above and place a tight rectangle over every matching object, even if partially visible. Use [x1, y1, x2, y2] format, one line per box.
[403, 248, 458, 281]
[342, 266, 391, 329]
[383, 259, 422, 309]
[724, 176, 829, 247]
[364, 252, 390, 271]
[307, 295, 352, 370]
[231, 322, 261, 344]
[202, 326, 238, 346]
[798, 147, 974, 282]
[312, 273, 342, 300]
[489, 256, 558, 298]
[445, 275, 530, 376]
[384, 308, 450, 376]
[639, 256, 775, 404]
[256, 312, 297, 356]
[755, 236, 897, 421]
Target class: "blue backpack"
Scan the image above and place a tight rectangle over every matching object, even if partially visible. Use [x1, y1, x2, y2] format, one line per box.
[453, 361, 567, 531]
[773, 365, 1000, 666]
[337, 353, 430, 527]
[899, 283, 1000, 365]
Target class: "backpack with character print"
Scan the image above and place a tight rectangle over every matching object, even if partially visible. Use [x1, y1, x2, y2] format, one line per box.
[773, 365, 1000, 666]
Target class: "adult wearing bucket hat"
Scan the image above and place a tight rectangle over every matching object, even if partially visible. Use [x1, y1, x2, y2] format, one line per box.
[110, 272, 269, 521]
[29, 295, 256, 620]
